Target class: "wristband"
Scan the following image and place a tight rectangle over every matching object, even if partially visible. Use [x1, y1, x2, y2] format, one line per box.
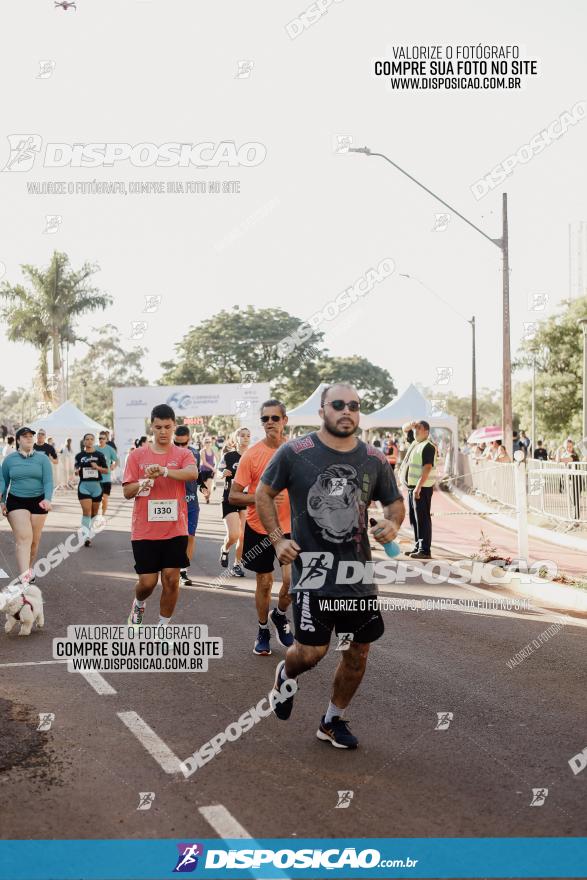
[163, 466, 169, 478]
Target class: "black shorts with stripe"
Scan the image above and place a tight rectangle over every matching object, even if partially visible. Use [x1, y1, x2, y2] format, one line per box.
[291, 591, 384, 646]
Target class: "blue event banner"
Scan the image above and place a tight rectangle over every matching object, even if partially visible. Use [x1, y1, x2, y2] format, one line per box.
[0, 838, 586, 879]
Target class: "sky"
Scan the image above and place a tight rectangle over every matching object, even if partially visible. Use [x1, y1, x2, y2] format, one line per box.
[0, 0, 585, 403]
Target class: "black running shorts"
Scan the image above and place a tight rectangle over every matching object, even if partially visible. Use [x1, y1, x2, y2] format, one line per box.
[291, 591, 384, 646]
[242, 522, 291, 574]
[101, 482, 112, 496]
[131, 536, 189, 575]
[222, 499, 245, 519]
[5, 493, 48, 516]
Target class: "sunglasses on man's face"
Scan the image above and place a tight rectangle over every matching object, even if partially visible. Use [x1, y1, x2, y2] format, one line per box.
[174, 440, 189, 446]
[261, 415, 282, 423]
[325, 399, 361, 412]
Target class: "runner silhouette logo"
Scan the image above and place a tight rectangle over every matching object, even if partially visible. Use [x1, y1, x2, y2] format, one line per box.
[173, 843, 203, 873]
[298, 552, 334, 589]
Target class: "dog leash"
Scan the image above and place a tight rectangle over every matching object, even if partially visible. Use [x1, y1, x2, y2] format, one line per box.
[12, 594, 34, 621]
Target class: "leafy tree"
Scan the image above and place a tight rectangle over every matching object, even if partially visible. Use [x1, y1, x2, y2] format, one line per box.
[274, 359, 323, 408]
[0, 386, 38, 430]
[316, 356, 396, 412]
[513, 375, 582, 445]
[161, 306, 397, 413]
[68, 324, 146, 426]
[0, 251, 111, 404]
[159, 306, 325, 387]
[514, 296, 587, 440]
[422, 387, 502, 441]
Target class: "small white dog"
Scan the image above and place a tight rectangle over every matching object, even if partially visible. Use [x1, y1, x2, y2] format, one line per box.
[4, 585, 44, 636]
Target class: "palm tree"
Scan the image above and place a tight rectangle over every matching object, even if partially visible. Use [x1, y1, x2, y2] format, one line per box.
[0, 251, 112, 405]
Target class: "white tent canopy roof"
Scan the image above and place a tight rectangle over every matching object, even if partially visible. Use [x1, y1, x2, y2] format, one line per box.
[361, 384, 454, 429]
[288, 383, 383, 434]
[361, 383, 433, 425]
[288, 382, 458, 433]
[286, 383, 329, 427]
[29, 401, 109, 447]
[363, 383, 459, 474]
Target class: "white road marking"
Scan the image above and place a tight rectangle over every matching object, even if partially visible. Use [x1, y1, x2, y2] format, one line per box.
[80, 671, 117, 695]
[199, 805, 292, 879]
[0, 659, 67, 668]
[117, 710, 182, 774]
[199, 804, 252, 838]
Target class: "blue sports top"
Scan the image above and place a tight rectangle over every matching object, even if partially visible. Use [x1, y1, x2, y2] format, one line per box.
[1, 451, 54, 500]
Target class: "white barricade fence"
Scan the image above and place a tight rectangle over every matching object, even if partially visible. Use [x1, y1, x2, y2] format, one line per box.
[462, 458, 517, 510]
[457, 455, 587, 525]
[527, 460, 587, 524]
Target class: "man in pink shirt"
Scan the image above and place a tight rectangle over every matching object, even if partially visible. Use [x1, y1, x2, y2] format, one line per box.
[123, 404, 198, 627]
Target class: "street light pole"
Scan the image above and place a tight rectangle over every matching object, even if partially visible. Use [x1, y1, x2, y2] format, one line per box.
[501, 194, 512, 455]
[348, 146, 512, 452]
[469, 316, 477, 431]
[531, 351, 536, 453]
[578, 318, 587, 440]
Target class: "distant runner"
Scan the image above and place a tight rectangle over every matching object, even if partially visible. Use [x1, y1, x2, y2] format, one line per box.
[219, 427, 250, 576]
[97, 431, 118, 516]
[75, 433, 109, 547]
[173, 424, 200, 586]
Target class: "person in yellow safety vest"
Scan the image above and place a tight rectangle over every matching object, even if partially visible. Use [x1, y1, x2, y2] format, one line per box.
[404, 420, 437, 559]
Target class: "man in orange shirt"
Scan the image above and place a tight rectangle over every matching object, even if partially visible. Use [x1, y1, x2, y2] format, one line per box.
[229, 399, 293, 656]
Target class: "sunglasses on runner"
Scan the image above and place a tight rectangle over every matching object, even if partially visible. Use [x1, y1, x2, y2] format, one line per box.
[261, 415, 282, 423]
[325, 400, 361, 412]
[174, 440, 189, 446]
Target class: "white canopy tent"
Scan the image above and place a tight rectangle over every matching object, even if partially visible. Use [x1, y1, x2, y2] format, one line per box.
[362, 384, 459, 474]
[286, 383, 329, 428]
[288, 382, 401, 431]
[29, 401, 109, 449]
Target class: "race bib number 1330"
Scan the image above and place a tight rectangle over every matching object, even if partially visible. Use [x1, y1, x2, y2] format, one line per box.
[147, 499, 178, 522]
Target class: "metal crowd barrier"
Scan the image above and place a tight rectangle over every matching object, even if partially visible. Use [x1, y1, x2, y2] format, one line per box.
[527, 460, 587, 524]
[459, 456, 587, 525]
[464, 458, 517, 510]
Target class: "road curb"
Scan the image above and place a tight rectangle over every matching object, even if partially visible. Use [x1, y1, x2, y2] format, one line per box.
[449, 486, 587, 553]
[396, 528, 587, 615]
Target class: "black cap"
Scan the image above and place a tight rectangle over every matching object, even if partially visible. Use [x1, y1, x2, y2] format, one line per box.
[16, 427, 36, 440]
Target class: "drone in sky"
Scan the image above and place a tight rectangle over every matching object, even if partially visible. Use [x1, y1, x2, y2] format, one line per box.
[55, 1, 77, 9]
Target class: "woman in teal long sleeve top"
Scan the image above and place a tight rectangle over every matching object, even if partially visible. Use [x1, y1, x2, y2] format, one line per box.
[1, 427, 53, 584]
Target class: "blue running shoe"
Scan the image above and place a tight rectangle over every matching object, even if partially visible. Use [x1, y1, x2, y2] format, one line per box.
[316, 716, 358, 749]
[253, 626, 271, 655]
[270, 660, 297, 720]
[269, 608, 294, 648]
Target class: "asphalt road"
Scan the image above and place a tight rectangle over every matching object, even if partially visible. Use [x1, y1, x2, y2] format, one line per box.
[0, 486, 585, 850]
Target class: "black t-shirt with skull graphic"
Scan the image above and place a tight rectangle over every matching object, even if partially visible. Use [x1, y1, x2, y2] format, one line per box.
[260, 432, 402, 596]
